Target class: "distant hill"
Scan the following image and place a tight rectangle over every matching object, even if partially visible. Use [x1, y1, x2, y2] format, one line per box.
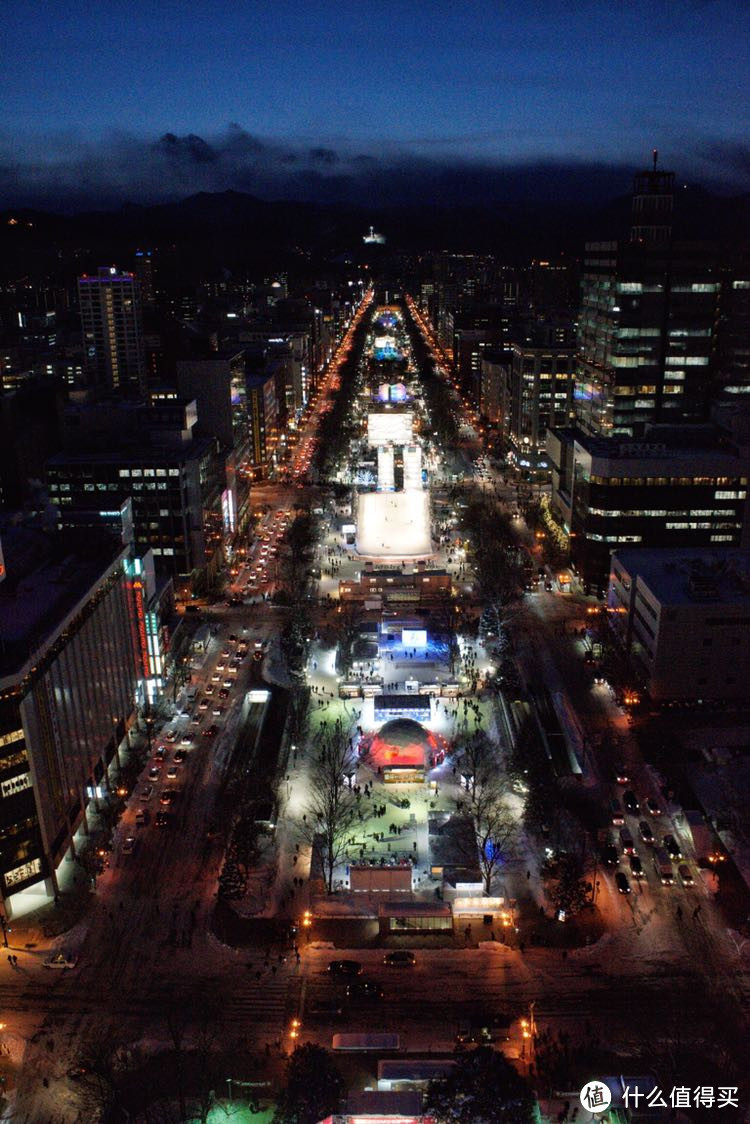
[1, 185, 747, 281]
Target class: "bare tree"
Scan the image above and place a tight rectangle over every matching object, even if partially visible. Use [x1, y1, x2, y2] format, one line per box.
[454, 729, 499, 802]
[298, 723, 362, 893]
[469, 776, 518, 895]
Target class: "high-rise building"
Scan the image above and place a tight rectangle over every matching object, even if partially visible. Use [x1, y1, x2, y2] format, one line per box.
[77, 267, 146, 396]
[0, 525, 140, 916]
[506, 334, 576, 477]
[575, 160, 720, 438]
[547, 424, 750, 589]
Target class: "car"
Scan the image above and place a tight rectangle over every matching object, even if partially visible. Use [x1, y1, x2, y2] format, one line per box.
[629, 855, 645, 879]
[327, 959, 362, 977]
[615, 872, 632, 894]
[603, 843, 619, 867]
[221, 650, 231, 659]
[140, 784, 154, 802]
[609, 798, 625, 826]
[677, 863, 694, 887]
[153, 746, 166, 760]
[212, 706, 223, 716]
[67, 1066, 89, 1081]
[216, 662, 226, 672]
[203, 724, 219, 737]
[160, 789, 177, 806]
[308, 1000, 345, 1021]
[122, 836, 138, 856]
[219, 688, 230, 699]
[180, 735, 192, 746]
[44, 951, 77, 970]
[173, 749, 187, 763]
[135, 809, 150, 827]
[663, 834, 682, 860]
[191, 715, 202, 726]
[346, 979, 384, 1001]
[638, 820, 654, 845]
[384, 950, 416, 967]
[166, 765, 179, 780]
[645, 797, 662, 817]
[614, 764, 630, 785]
[222, 679, 233, 689]
[456, 1016, 511, 1045]
[229, 634, 237, 643]
[623, 790, 640, 815]
[204, 685, 215, 696]
[210, 673, 221, 683]
[148, 766, 160, 781]
[165, 730, 177, 742]
[155, 811, 172, 828]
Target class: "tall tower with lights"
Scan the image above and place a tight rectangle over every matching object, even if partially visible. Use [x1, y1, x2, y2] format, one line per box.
[77, 266, 146, 397]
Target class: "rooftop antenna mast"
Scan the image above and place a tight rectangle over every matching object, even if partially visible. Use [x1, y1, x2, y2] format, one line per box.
[653, 148, 658, 171]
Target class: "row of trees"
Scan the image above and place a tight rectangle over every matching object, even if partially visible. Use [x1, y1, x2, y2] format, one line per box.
[313, 321, 369, 480]
[297, 722, 361, 892]
[274, 1043, 535, 1124]
[404, 304, 461, 446]
[452, 728, 517, 894]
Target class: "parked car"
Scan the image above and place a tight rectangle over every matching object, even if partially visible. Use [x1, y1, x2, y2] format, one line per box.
[140, 784, 154, 802]
[148, 766, 160, 781]
[663, 834, 682, 860]
[346, 980, 384, 1001]
[122, 836, 138, 856]
[135, 809, 149, 827]
[327, 959, 362, 977]
[384, 950, 416, 967]
[44, 951, 77, 970]
[615, 872, 632, 895]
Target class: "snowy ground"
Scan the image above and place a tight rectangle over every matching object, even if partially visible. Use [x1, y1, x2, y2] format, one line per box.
[355, 491, 433, 558]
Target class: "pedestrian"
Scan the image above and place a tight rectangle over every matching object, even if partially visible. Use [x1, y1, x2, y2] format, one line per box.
[526, 870, 531, 880]
[6, 955, 12, 969]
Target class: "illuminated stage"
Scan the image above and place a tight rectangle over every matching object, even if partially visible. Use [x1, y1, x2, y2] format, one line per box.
[355, 491, 432, 558]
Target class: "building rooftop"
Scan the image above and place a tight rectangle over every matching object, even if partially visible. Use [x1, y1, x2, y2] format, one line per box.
[613, 548, 750, 607]
[0, 524, 127, 681]
[557, 423, 742, 459]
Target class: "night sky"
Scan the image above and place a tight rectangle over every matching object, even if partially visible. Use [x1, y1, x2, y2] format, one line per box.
[2, 0, 749, 209]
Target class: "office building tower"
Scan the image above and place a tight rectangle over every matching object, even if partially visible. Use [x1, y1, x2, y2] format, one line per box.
[77, 267, 146, 396]
[576, 160, 720, 438]
[506, 328, 576, 478]
[0, 526, 140, 916]
[547, 424, 750, 589]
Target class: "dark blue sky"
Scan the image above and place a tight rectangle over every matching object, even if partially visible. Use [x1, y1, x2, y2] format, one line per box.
[2, 0, 749, 207]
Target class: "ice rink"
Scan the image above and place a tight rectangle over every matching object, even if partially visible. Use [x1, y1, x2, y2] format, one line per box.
[356, 491, 433, 558]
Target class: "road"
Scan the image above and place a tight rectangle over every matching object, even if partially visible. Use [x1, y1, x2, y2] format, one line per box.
[9, 290, 750, 1120]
